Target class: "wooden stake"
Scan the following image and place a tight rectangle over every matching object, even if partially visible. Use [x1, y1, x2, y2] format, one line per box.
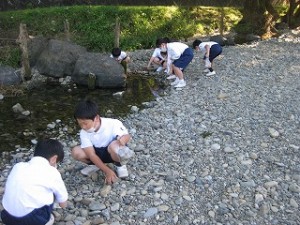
[114, 17, 120, 48]
[17, 23, 31, 81]
[64, 19, 70, 41]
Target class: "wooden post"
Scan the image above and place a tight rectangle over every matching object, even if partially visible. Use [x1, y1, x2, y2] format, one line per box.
[87, 72, 96, 90]
[219, 7, 225, 36]
[64, 19, 70, 41]
[114, 17, 120, 48]
[17, 23, 31, 81]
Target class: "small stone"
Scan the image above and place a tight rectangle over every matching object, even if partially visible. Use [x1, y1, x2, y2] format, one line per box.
[224, 147, 235, 153]
[208, 210, 215, 218]
[100, 185, 112, 197]
[250, 152, 258, 159]
[211, 143, 221, 150]
[290, 198, 298, 208]
[143, 207, 158, 218]
[268, 128, 280, 138]
[264, 181, 278, 188]
[289, 183, 300, 193]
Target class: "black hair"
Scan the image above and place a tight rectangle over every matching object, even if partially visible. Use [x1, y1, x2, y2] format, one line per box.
[74, 99, 98, 120]
[34, 139, 64, 163]
[192, 39, 202, 49]
[156, 37, 170, 47]
[111, 47, 121, 57]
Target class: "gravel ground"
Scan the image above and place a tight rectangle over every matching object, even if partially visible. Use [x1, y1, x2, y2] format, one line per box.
[0, 28, 300, 225]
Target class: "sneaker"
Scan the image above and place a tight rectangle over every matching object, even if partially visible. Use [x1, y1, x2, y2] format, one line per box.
[166, 74, 176, 80]
[45, 214, 55, 225]
[174, 79, 186, 88]
[164, 69, 168, 73]
[80, 165, 99, 176]
[206, 71, 216, 76]
[156, 66, 163, 72]
[203, 68, 210, 73]
[116, 165, 129, 178]
[171, 77, 180, 86]
[118, 146, 135, 164]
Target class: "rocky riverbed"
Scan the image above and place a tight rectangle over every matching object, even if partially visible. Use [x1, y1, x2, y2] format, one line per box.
[1, 28, 300, 225]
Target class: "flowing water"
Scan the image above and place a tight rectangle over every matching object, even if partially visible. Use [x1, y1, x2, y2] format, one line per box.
[0, 75, 163, 153]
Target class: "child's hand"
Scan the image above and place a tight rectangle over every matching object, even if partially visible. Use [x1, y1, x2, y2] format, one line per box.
[104, 169, 118, 184]
[205, 58, 211, 68]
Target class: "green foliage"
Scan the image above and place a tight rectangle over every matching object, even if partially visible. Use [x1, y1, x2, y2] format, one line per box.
[0, 46, 21, 68]
[0, 5, 242, 54]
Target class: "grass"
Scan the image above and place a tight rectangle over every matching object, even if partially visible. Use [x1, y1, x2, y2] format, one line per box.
[0, 5, 242, 67]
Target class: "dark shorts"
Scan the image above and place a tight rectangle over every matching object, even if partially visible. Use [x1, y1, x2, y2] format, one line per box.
[173, 47, 194, 70]
[209, 44, 222, 62]
[1, 204, 53, 225]
[94, 146, 114, 163]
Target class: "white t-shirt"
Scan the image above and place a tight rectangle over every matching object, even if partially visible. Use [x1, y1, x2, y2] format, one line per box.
[2, 157, 68, 217]
[166, 42, 189, 72]
[151, 48, 164, 59]
[110, 51, 127, 61]
[166, 42, 189, 61]
[80, 117, 128, 148]
[198, 41, 218, 52]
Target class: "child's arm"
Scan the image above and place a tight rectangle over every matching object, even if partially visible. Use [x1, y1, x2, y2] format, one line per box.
[205, 45, 210, 58]
[147, 57, 155, 68]
[117, 134, 131, 146]
[59, 201, 67, 208]
[84, 146, 117, 184]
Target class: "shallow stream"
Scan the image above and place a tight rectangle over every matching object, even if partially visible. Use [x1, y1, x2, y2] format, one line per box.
[0, 75, 162, 153]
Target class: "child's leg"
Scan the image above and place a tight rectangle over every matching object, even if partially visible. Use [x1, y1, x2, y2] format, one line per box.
[121, 60, 127, 73]
[208, 45, 222, 71]
[71, 146, 92, 164]
[173, 65, 184, 79]
[107, 140, 122, 163]
[173, 48, 194, 79]
[153, 57, 162, 65]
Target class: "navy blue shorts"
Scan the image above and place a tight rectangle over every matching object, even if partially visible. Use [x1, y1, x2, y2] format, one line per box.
[1, 204, 53, 225]
[173, 48, 194, 70]
[94, 146, 114, 163]
[209, 44, 222, 62]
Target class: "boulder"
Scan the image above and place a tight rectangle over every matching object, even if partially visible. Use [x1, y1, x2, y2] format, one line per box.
[72, 52, 126, 88]
[0, 66, 22, 86]
[28, 36, 49, 67]
[35, 39, 87, 78]
[210, 35, 227, 46]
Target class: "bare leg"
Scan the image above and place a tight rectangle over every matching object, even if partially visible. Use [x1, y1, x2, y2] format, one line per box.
[108, 140, 122, 162]
[173, 65, 184, 79]
[71, 146, 91, 164]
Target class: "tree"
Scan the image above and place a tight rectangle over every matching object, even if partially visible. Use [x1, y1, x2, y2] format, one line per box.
[281, 0, 300, 28]
[236, 0, 300, 39]
[236, 0, 279, 39]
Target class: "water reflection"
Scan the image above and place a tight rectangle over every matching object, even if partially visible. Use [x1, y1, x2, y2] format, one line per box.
[0, 75, 160, 152]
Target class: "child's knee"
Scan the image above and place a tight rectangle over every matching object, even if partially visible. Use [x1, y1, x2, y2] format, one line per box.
[71, 146, 82, 159]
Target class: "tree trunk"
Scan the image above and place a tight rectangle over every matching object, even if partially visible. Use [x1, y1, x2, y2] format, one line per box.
[237, 0, 277, 38]
[219, 7, 225, 36]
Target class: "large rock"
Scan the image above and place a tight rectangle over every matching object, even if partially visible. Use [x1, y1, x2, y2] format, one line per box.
[72, 52, 126, 88]
[28, 36, 49, 67]
[35, 39, 87, 78]
[0, 66, 22, 86]
[210, 35, 227, 46]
